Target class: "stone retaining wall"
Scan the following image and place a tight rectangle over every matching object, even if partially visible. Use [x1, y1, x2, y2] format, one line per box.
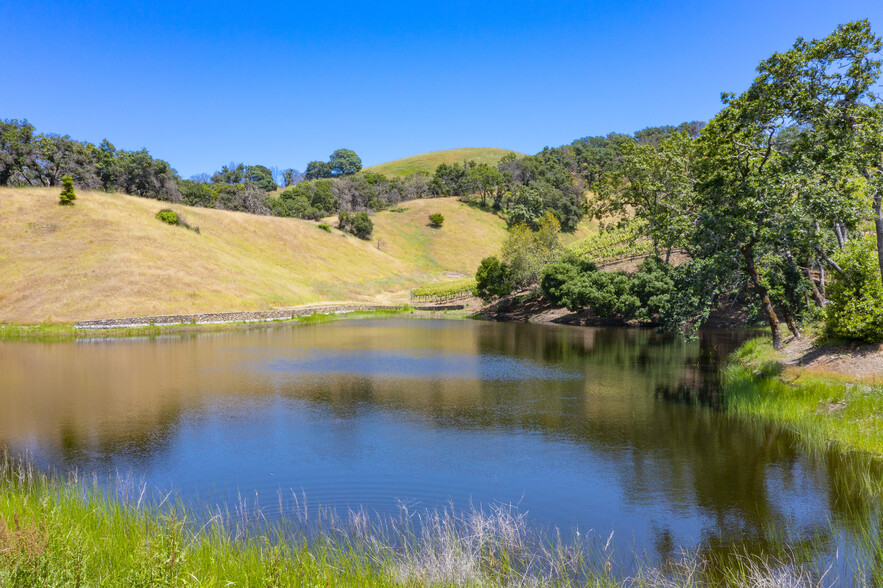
[74, 304, 464, 329]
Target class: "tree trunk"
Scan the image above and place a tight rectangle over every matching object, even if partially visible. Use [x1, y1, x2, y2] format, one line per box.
[875, 194, 883, 287]
[781, 306, 803, 339]
[807, 267, 826, 307]
[743, 243, 782, 349]
[835, 222, 846, 250]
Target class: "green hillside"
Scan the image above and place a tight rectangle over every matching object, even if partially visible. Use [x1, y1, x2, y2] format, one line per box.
[365, 148, 526, 177]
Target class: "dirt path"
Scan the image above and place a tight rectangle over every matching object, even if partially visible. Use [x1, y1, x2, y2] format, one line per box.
[778, 336, 883, 383]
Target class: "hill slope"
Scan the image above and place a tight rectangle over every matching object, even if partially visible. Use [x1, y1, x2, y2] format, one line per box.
[365, 148, 525, 177]
[0, 188, 509, 323]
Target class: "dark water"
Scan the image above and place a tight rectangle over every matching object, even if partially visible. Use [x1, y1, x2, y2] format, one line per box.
[0, 319, 879, 567]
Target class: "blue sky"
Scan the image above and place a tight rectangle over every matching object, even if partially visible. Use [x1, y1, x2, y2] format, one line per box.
[2, 1, 881, 178]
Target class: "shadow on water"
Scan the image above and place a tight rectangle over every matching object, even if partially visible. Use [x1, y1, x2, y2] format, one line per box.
[1, 319, 881, 578]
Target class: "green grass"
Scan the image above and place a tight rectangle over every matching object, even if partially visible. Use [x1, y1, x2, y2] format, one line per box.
[723, 337, 883, 456]
[2, 449, 867, 587]
[365, 148, 525, 177]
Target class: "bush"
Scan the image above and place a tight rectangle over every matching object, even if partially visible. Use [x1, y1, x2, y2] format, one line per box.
[475, 256, 515, 302]
[428, 213, 444, 228]
[338, 210, 373, 240]
[824, 236, 883, 342]
[156, 208, 200, 233]
[156, 209, 178, 224]
[540, 255, 672, 321]
[58, 175, 76, 205]
[318, 223, 332, 233]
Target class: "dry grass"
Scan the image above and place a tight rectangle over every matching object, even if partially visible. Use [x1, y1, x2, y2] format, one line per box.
[0, 188, 509, 322]
[365, 148, 525, 177]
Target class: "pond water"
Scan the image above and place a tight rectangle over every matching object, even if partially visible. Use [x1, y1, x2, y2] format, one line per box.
[0, 318, 879, 570]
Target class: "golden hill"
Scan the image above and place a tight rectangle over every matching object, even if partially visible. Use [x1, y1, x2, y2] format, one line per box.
[0, 188, 510, 323]
[365, 148, 525, 177]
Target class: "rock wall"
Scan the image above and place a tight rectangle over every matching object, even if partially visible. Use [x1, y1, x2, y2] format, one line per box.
[74, 304, 464, 329]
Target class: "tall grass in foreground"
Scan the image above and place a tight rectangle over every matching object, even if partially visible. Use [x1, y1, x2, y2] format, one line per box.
[3, 452, 877, 587]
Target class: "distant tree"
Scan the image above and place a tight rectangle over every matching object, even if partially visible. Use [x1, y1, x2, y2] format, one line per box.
[178, 179, 218, 207]
[466, 163, 502, 207]
[211, 163, 245, 184]
[305, 149, 362, 180]
[428, 213, 444, 228]
[305, 160, 332, 180]
[58, 175, 76, 205]
[0, 119, 37, 186]
[329, 149, 362, 176]
[244, 164, 277, 192]
[282, 168, 303, 187]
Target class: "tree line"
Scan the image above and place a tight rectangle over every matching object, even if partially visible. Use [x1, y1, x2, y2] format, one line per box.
[1, 115, 706, 237]
[477, 20, 883, 346]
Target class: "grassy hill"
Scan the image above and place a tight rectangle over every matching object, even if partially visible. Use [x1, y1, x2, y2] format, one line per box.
[0, 188, 510, 323]
[365, 148, 525, 177]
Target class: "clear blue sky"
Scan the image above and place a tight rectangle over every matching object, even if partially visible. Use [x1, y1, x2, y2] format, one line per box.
[1, 1, 881, 178]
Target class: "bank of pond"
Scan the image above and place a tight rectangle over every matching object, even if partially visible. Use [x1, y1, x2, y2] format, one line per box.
[1, 318, 882, 586]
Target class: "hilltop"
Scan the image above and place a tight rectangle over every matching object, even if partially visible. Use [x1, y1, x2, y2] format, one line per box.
[365, 148, 525, 177]
[0, 188, 511, 323]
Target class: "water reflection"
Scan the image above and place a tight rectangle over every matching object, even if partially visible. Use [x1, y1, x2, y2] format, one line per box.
[0, 319, 879, 569]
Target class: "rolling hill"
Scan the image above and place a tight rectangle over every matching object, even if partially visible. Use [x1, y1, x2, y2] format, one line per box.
[365, 148, 526, 177]
[0, 188, 511, 323]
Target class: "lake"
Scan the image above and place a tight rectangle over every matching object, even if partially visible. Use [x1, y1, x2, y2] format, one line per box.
[0, 318, 878, 572]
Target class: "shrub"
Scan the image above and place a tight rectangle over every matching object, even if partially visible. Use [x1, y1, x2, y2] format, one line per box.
[58, 175, 76, 205]
[155, 209, 200, 233]
[475, 256, 514, 302]
[428, 213, 444, 228]
[318, 223, 332, 233]
[540, 262, 580, 307]
[338, 211, 373, 239]
[156, 209, 179, 225]
[351, 212, 373, 239]
[824, 235, 883, 342]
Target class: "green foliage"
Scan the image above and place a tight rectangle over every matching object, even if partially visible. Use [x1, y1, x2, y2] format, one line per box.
[658, 256, 733, 335]
[428, 213, 444, 228]
[274, 180, 336, 220]
[591, 132, 695, 254]
[540, 256, 673, 321]
[155, 209, 200, 233]
[155, 209, 178, 225]
[178, 180, 217, 207]
[317, 222, 332, 233]
[338, 210, 373, 239]
[305, 149, 362, 180]
[210, 163, 277, 192]
[501, 212, 562, 288]
[58, 175, 76, 205]
[825, 236, 883, 342]
[474, 256, 514, 301]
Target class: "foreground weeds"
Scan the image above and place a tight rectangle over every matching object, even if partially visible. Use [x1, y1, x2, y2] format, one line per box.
[2, 452, 877, 587]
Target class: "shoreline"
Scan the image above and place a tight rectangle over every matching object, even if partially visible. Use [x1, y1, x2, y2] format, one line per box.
[723, 335, 883, 457]
[0, 304, 470, 342]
